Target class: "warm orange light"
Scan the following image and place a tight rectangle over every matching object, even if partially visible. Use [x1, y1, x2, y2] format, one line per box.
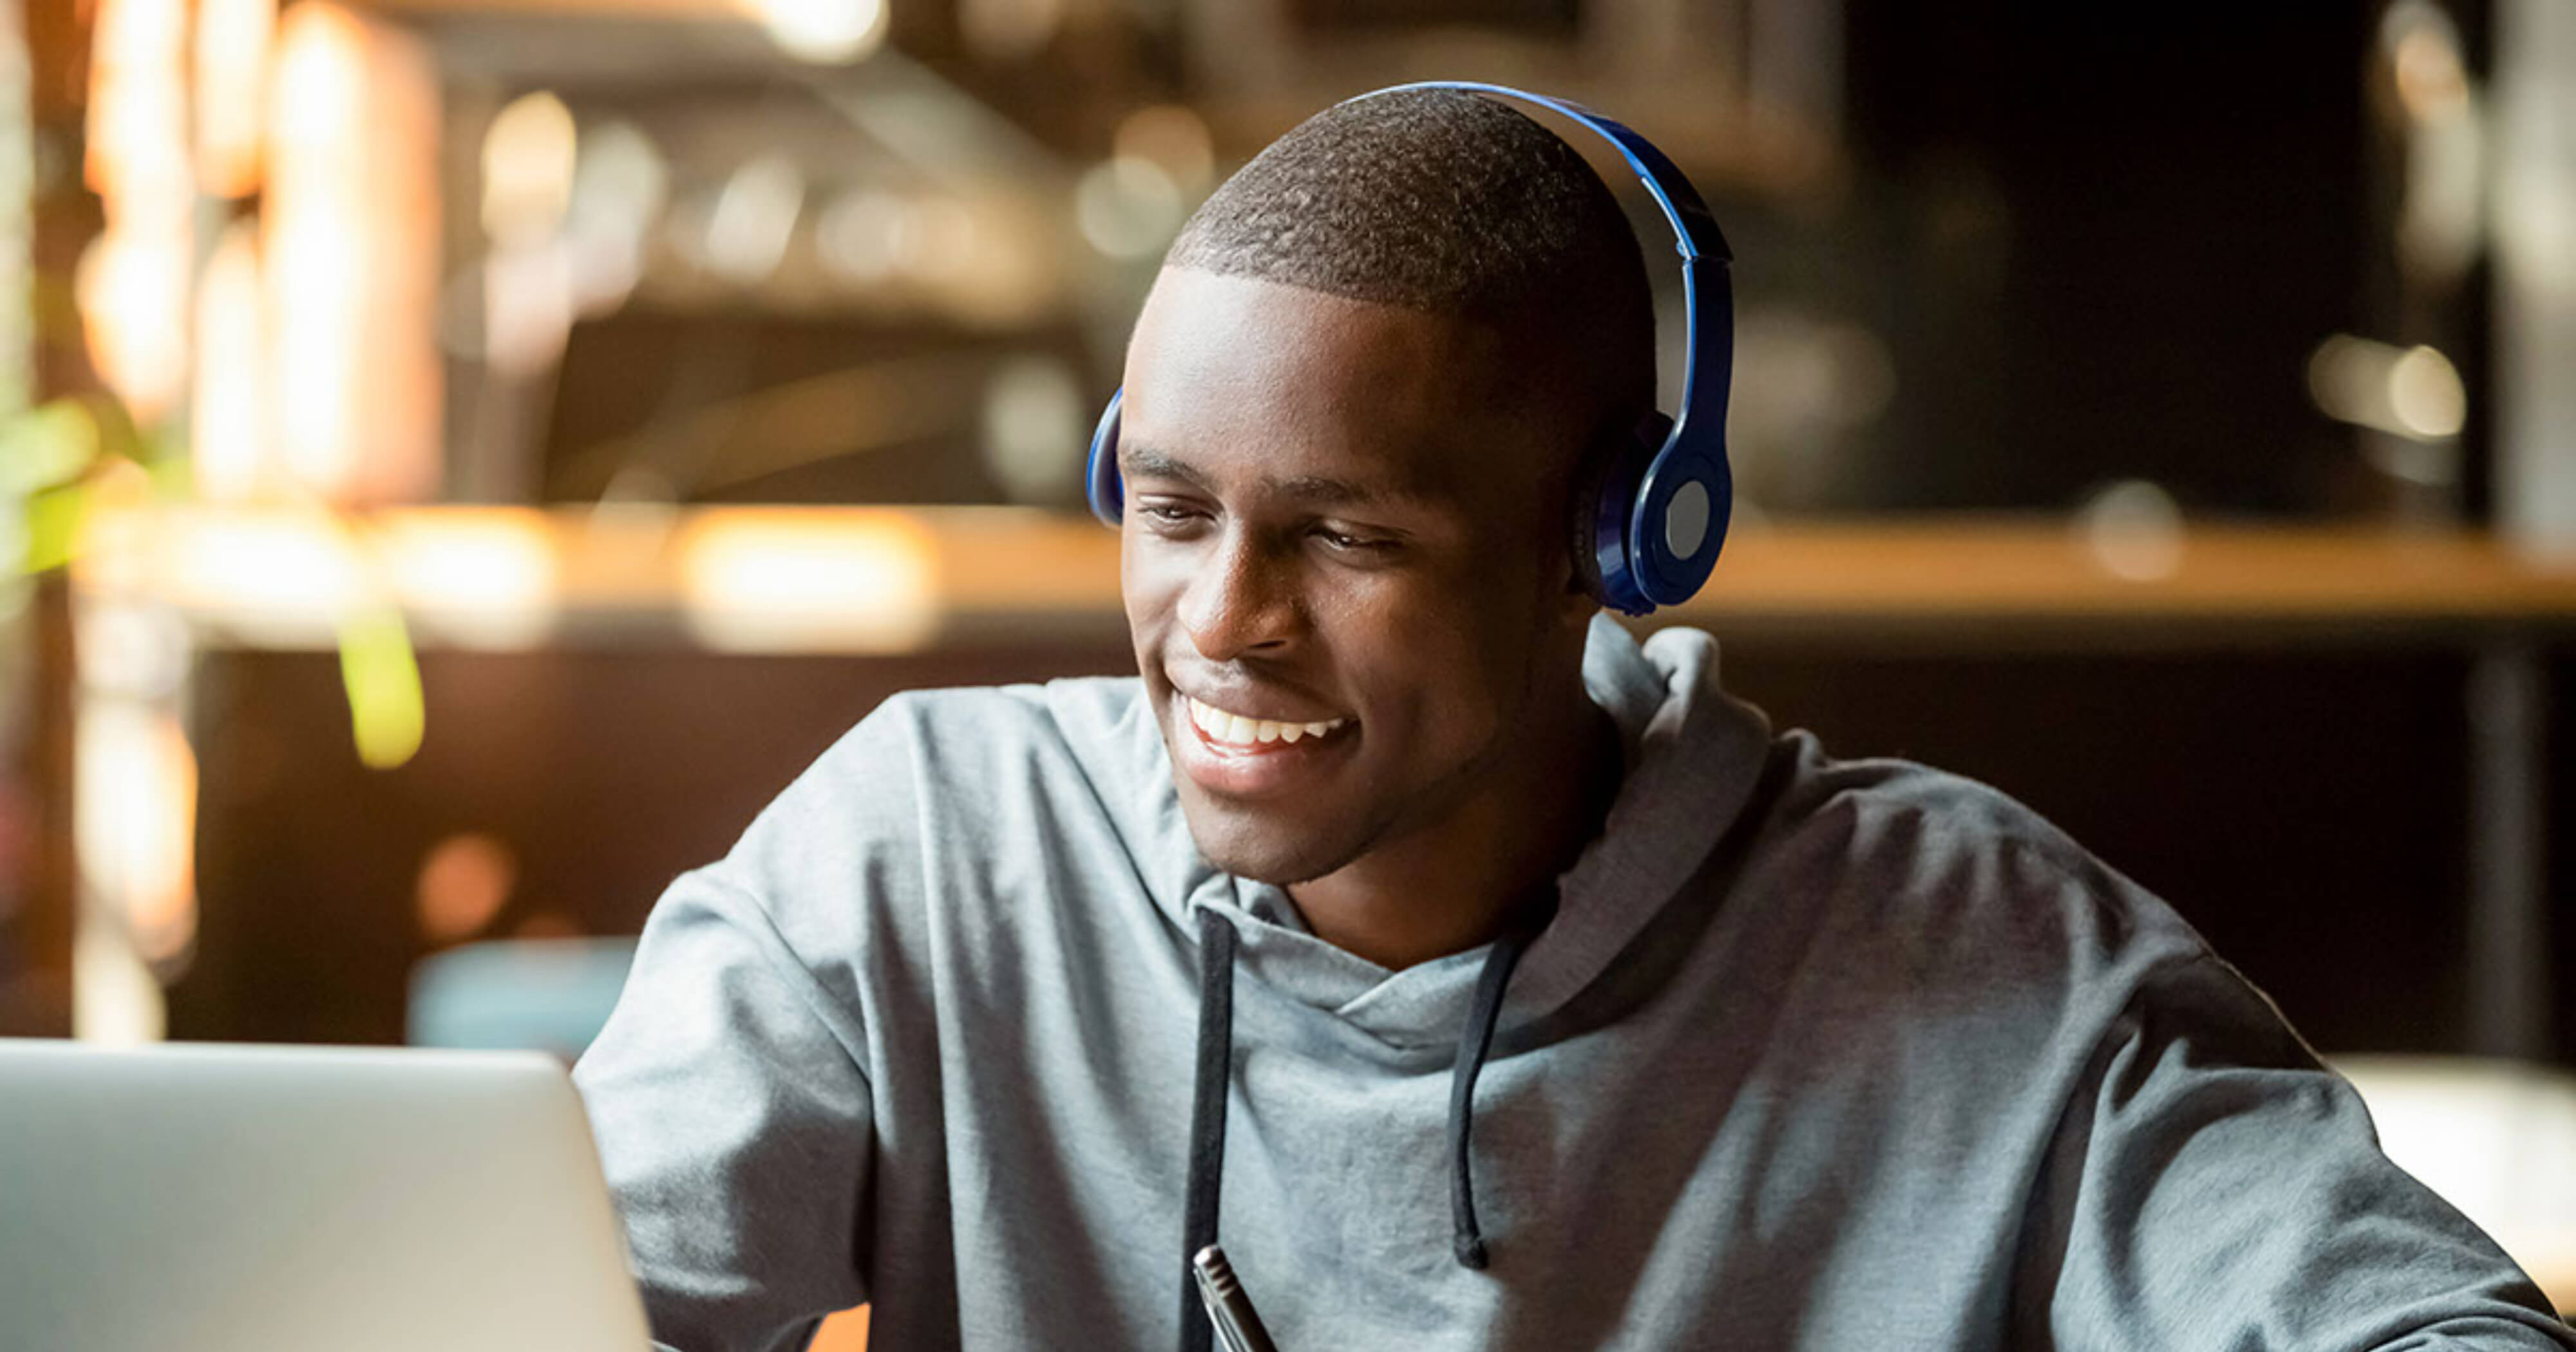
[194, 0, 276, 198]
[81, 502, 572, 651]
[482, 91, 578, 247]
[417, 833, 518, 943]
[265, 2, 442, 505]
[191, 225, 268, 502]
[753, 0, 886, 62]
[372, 511, 562, 648]
[162, 507, 366, 637]
[86, 0, 191, 208]
[811, 1308, 871, 1352]
[2392, 25, 2471, 126]
[478, 92, 582, 377]
[73, 232, 190, 424]
[73, 697, 199, 966]
[80, 0, 193, 424]
[676, 512, 937, 652]
[483, 241, 576, 379]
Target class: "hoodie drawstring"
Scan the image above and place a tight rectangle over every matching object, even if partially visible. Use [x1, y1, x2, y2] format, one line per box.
[1445, 888, 1557, 1270]
[1179, 893, 1556, 1350]
[1179, 907, 1238, 1352]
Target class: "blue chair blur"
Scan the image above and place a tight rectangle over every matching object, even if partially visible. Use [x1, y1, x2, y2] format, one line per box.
[408, 937, 638, 1061]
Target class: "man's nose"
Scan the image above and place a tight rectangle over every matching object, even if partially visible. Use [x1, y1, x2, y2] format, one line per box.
[1179, 529, 1300, 661]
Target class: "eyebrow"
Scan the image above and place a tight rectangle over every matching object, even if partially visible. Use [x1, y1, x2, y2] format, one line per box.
[1119, 446, 1428, 509]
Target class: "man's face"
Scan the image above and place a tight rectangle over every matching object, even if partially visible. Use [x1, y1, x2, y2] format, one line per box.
[1119, 268, 1593, 885]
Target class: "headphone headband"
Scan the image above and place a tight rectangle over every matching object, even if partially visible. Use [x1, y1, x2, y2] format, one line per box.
[1086, 81, 1736, 614]
[1364, 82, 1730, 267]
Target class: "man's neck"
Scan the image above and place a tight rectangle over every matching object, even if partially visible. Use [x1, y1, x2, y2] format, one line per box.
[1286, 700, 1621, 971]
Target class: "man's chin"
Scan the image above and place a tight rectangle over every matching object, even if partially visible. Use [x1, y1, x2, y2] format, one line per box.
[1174, 789, 1367, 887]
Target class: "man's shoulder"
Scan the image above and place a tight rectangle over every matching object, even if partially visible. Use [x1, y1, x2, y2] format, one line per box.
[722, 670, 1171, 907]
[1719, 732, 2241, 1074]
[732, 673, 1160, 847]
[1759, 730, 2202, 964]
[1777, 737, 2091, 876]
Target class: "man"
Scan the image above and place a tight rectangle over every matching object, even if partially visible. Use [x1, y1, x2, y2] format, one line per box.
[574, 88, 2573, 1351]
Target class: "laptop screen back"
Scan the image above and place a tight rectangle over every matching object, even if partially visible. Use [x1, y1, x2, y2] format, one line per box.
[0, 1039, 650, 1352]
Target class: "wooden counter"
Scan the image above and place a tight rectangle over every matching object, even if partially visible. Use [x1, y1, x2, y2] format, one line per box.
[70, 504, 2576, 653]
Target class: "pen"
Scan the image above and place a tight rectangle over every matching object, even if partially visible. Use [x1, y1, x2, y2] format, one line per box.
[1191, 1244, 1282, 1352]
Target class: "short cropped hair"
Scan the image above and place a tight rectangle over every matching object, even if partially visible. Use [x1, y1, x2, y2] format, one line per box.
[1165, 87, 1656, 426]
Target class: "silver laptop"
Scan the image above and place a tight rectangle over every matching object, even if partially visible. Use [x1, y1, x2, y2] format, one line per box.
[0, 1038, 650, 1352]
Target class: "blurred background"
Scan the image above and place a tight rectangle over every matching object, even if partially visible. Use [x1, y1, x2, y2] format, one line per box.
[2, 0, 2575, 1326]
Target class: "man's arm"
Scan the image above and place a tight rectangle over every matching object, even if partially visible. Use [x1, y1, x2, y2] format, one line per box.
[2022, 953, 2574, 1349]
[575, 868, 874, 1352]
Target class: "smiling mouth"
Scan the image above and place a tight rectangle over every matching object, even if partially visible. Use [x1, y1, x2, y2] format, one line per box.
[1183, 695, 1350, 750]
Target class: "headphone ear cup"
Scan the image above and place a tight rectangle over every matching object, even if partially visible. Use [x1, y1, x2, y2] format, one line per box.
[1566, 436, 1615, 603]
[1577, 413, 1669, 615]
[1084, 388, 1126, 526]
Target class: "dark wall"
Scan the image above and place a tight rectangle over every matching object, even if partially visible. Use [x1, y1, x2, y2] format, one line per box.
[1811, 2, 2375, 514]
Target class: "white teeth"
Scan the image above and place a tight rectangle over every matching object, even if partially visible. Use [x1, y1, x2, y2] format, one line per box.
[1184, 697, 1347, 747]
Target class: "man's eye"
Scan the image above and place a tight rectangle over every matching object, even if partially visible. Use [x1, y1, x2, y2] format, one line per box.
[1137, 502, 1202, 527]
[1314, 527, 1391, 554]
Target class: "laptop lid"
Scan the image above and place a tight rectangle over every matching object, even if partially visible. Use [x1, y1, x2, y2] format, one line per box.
[0, 1038, 650, 1352]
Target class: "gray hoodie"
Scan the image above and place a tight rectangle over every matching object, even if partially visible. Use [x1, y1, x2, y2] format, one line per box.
[574, 617, 2572, 1351]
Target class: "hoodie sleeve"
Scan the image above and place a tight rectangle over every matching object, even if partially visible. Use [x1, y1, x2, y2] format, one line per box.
[573, 866, 876, 1352]
[2025, 952, 2575, 1349]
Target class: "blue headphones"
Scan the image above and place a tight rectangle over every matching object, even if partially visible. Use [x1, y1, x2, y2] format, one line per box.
[1085, 80, 1734, 616]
